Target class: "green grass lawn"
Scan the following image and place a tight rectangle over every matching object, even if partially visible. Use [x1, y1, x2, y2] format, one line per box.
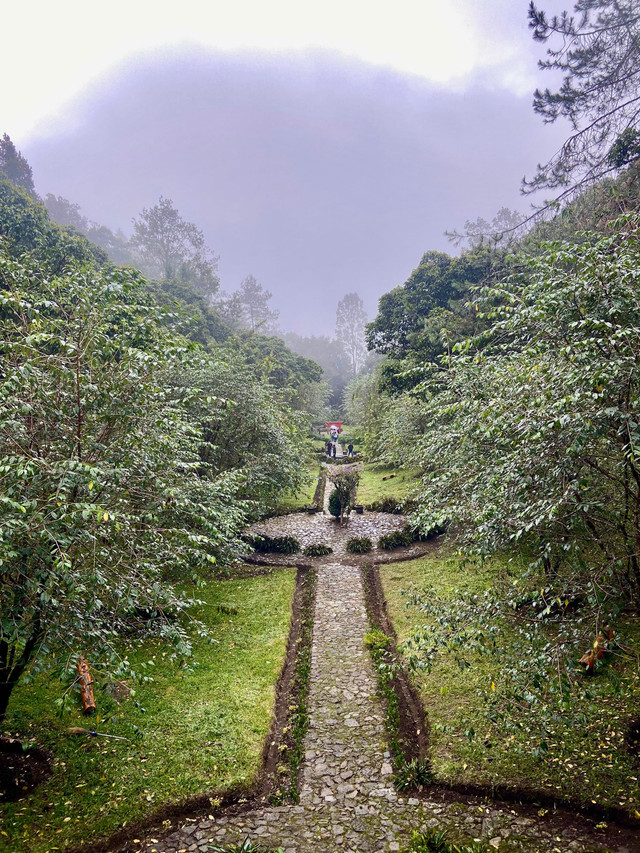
[0, 569, 297, 853]
[276, 465, 320, 512]
[379, 550, 640, 818]
[357, 463, 418, 506]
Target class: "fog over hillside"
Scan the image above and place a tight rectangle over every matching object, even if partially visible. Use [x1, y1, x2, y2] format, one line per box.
[24, 48, 567, 335]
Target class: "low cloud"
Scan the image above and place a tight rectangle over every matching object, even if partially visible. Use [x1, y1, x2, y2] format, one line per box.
[25, 48, 566, 335]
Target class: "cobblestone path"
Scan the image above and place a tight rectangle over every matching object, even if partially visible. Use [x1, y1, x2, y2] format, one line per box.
[131, 557, 629, 853]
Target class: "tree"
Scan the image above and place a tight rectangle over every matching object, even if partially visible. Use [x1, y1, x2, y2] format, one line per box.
[183, 354, 312, 517]
[327, 466, 360, 524]
[0, 176, 106, 272]
[0, 134, 35, 196]
[335, 292, 367, 378]
[446, 207, 528, 250]
[365, 248, 497, 394]
[525, 1, 640, 199]
[407, 213, 640, 606]
[282, 332, 351, 411]
[43, 194, 133, 266]
[0, 254, 245, 720]
[43, 194, 89, 231]
[130, 196, 219, 299]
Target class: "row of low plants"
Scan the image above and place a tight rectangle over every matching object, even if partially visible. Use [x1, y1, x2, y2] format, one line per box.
[377, 550, 640, 820]
[246, 535, 332, 557]
[246, 528, 432, 557]
[0, 570, 297, 853]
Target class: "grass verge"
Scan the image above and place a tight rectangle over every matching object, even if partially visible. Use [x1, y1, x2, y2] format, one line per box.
[357, 463, 418, 507]
[276, 466, 320, 513]
[379, 550, 640, 820]
[0, 569, 297, 853]
[270, 567, 316, 803]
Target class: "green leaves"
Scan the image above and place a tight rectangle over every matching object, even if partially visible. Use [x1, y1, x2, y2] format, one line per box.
[0, 251, 247, 718]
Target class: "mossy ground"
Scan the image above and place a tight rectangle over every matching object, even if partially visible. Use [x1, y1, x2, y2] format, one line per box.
[357, 463, 418, 506]
[379, 550, 640, 818]
[0, 569, 296, 853]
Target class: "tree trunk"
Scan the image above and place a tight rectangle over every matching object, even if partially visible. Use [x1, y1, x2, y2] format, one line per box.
[0, 624, 42, 723]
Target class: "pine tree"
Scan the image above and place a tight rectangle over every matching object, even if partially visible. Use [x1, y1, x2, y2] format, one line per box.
[525, 1, 640, 199]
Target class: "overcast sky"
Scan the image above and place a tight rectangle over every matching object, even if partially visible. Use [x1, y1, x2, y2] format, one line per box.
[4, 0, 569, 335]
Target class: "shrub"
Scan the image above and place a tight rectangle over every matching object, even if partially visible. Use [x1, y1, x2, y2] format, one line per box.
[404, 829, 490, 853]
[393, 757, 434, 791]
[377, 527, 416, 550]
[327, 464, 361, 523]
[209, 839, 286, 853]
[303, 542, 333, 557]
[250, 535, 301, 554]
[346, 536, 373, 553]
[363, 629, 391, 651]
[366, 496, 403, 514]
[328, 488, 342, 519]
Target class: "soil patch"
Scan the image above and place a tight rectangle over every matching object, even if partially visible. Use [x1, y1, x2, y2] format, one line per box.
[0, 737, 52, 802]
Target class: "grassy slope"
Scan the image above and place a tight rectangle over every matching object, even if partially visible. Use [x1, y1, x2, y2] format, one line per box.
[0, 569, 296, 853]
[276, 465, 320, 512]
[379, 549, 640, 817]
[357, 463, 418, 506]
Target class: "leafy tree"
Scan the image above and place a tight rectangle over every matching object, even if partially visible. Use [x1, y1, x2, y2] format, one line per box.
[0, 254, 245, 720]
[525, 0, 640, 198]
[214, 288, 246, 331]
[327, 466, 360, 524]
[184, 355, 312, 517]
[446, 207, 527, 250]
[0, 176, 106, 272]
[130, 196, 219, 299]
[366, 248, 498, 394]
[230, 333, 324, 414]
[0, 134, 35, 196]
[149, 277, 229, 346]
[335, 292, 367, 377]
[43, 194, 88, 231]
[43, 194, 134, 266]
[407, 214, 640, 606]
[282, 332, 350, 411]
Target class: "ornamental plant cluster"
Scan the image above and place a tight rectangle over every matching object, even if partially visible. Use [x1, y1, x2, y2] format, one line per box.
[327, 464, 361, 524]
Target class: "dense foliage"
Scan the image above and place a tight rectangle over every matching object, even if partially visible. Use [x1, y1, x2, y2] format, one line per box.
[0, 254, 247, 719]
[406, 215, 640, 606]
[0, 173, 321, 720]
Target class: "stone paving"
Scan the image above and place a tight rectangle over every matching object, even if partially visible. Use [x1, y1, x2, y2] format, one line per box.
[127, 473, 634, 853]
[247, 459, 406, 559]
